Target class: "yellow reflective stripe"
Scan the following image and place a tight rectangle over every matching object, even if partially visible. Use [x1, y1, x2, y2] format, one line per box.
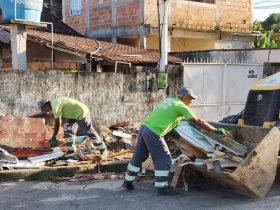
[128, 163, 140, 172]
[155, 170, 169, 177]
[125, 174, 136, 182]
[155, 181, 168, 187]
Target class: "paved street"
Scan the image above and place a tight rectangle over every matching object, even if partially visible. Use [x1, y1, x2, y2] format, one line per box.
[1, 169, 280, 210]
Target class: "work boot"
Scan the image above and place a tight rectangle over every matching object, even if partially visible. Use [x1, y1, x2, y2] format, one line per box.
[122, 181, 134, 190]
[157, 186, 179, 195]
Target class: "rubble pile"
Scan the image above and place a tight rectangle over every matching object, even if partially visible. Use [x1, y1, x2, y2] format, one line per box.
[0, 122, 137, 171]
[172, 121, 248, 175]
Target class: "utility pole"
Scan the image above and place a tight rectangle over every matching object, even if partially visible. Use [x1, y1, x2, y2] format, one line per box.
[157, 0, 169, 72]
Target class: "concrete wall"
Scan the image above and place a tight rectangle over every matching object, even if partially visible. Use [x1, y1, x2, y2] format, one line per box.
[0, 66, 183, 125]
[170, 49, 280, 64]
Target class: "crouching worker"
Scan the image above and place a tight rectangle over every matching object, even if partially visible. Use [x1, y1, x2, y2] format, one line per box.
[38, 97, 108, 160]
[122, 87, 228, 195]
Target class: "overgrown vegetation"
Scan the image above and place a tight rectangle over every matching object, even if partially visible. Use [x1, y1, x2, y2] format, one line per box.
[43, 0, 51, 8]
[253, 13, 280, 48]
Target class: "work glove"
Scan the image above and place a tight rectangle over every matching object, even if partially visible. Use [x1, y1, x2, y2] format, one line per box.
[49, 137, 58, 147]
[214, 128, 228, 137]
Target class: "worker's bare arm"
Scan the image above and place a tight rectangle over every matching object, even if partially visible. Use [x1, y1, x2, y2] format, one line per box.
[189, 116, 216, 132]
[52, 117, 61, 138]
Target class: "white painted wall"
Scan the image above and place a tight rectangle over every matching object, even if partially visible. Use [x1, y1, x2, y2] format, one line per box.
[183, 63, 263, 122]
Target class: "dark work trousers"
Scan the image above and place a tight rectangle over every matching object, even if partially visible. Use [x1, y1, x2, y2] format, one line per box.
[124, 125, 172, 188]
[63, 113, 107, 152]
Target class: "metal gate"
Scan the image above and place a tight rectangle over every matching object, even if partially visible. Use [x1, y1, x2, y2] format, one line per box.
[183, 63, 263, 122]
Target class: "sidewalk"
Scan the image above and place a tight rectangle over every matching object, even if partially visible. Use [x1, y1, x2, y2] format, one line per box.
[0, 160, 129, 182]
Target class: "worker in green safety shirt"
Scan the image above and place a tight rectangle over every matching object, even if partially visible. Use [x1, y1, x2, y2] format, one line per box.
[37, 97, 108, 160]
[122, 87, 228, 195]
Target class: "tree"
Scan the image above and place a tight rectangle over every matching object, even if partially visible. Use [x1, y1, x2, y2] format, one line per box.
[253, 20, 277, 48]
[262, 13, 280, 32]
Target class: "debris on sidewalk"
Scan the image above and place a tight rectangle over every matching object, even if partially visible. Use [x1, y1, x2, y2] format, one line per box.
[112, 131, 132, 139]
[0, 148, 19, 170]
[0, 118, 137, 172]
[11, 148, 53, 159]
[1, 159, 45, 169]
[58, 172, 124, 182]
[27, 147, 65, 163]
[174, 121, 248, 173]
[0, 148, 18, 164]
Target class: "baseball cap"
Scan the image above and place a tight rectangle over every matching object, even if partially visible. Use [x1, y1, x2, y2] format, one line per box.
[37, 99, 49, 110]
[177, 87, 197, 99]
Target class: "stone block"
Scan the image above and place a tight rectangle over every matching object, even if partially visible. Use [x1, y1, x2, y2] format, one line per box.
[0, 116, 46, 149]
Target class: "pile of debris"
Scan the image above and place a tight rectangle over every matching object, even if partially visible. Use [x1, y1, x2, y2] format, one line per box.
[168, 121, 249, 189]
[173, 121, 248, 174]
[0, 122, 137, 171]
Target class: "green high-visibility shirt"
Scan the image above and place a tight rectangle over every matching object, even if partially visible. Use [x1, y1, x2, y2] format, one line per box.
[143, 97, 194, 137]
[51, 97, 89, 120]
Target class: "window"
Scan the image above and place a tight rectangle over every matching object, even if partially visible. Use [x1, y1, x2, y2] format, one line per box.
[70, 0, 81, 16]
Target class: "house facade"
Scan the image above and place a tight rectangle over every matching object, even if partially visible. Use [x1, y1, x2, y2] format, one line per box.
[62, 0, 255, 51]
[1, 8, 181, 72]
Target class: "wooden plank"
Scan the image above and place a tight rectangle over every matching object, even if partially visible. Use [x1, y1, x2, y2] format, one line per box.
[175, 138, 208, 159]
[171, 159, 184, 188]
[226, 155, 243, 163]
[213, 150, 226, 157]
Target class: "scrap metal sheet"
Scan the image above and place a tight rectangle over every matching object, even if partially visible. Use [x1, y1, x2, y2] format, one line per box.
[175, 121, 214, 153]
[176, 121, 248, 156]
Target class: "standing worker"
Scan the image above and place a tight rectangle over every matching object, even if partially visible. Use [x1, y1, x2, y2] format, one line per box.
[38, 97, 108, 159]
[122, 87, 228, 195]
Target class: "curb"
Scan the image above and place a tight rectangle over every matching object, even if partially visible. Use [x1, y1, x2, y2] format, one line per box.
[0, 160, 129, 182]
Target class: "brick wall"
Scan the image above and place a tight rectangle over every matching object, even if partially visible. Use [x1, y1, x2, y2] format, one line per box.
[0, 116, 46, 148]
[220, 0, 251, 32]
[64, 0, 142, 33]
[64, 0, 251, 35]
[90, 0, 141, 30]
[144, 0, 251, 32]
[116, 2, 141, 27]
[64, 0, 87, 35]
[90, 0, 112, 30]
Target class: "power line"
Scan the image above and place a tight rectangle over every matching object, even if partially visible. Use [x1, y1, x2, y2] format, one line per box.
[254, 0, 280, 5]
[254, 4, 280, 9]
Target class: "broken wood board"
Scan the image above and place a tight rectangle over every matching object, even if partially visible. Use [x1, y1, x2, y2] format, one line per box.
[175, 121, 214, 153]
[171, 159, 184, 188]
[112, 131, 132, 139]
[175, 138, 208, 159]
[28, 147, 64, 163]
[142, 156, 154, 171]
[183, 127, 280, 198]
[11, 148, 53, 159]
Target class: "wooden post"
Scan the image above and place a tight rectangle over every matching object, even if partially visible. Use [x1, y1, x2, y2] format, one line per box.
[171, 159, 184, 188]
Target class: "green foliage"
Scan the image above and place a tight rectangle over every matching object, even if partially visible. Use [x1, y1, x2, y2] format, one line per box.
[253, 20, 278, 48]
[64, 69, 78, 74]
[262, 13, 280, 32]
[43, 0, 51, 8]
